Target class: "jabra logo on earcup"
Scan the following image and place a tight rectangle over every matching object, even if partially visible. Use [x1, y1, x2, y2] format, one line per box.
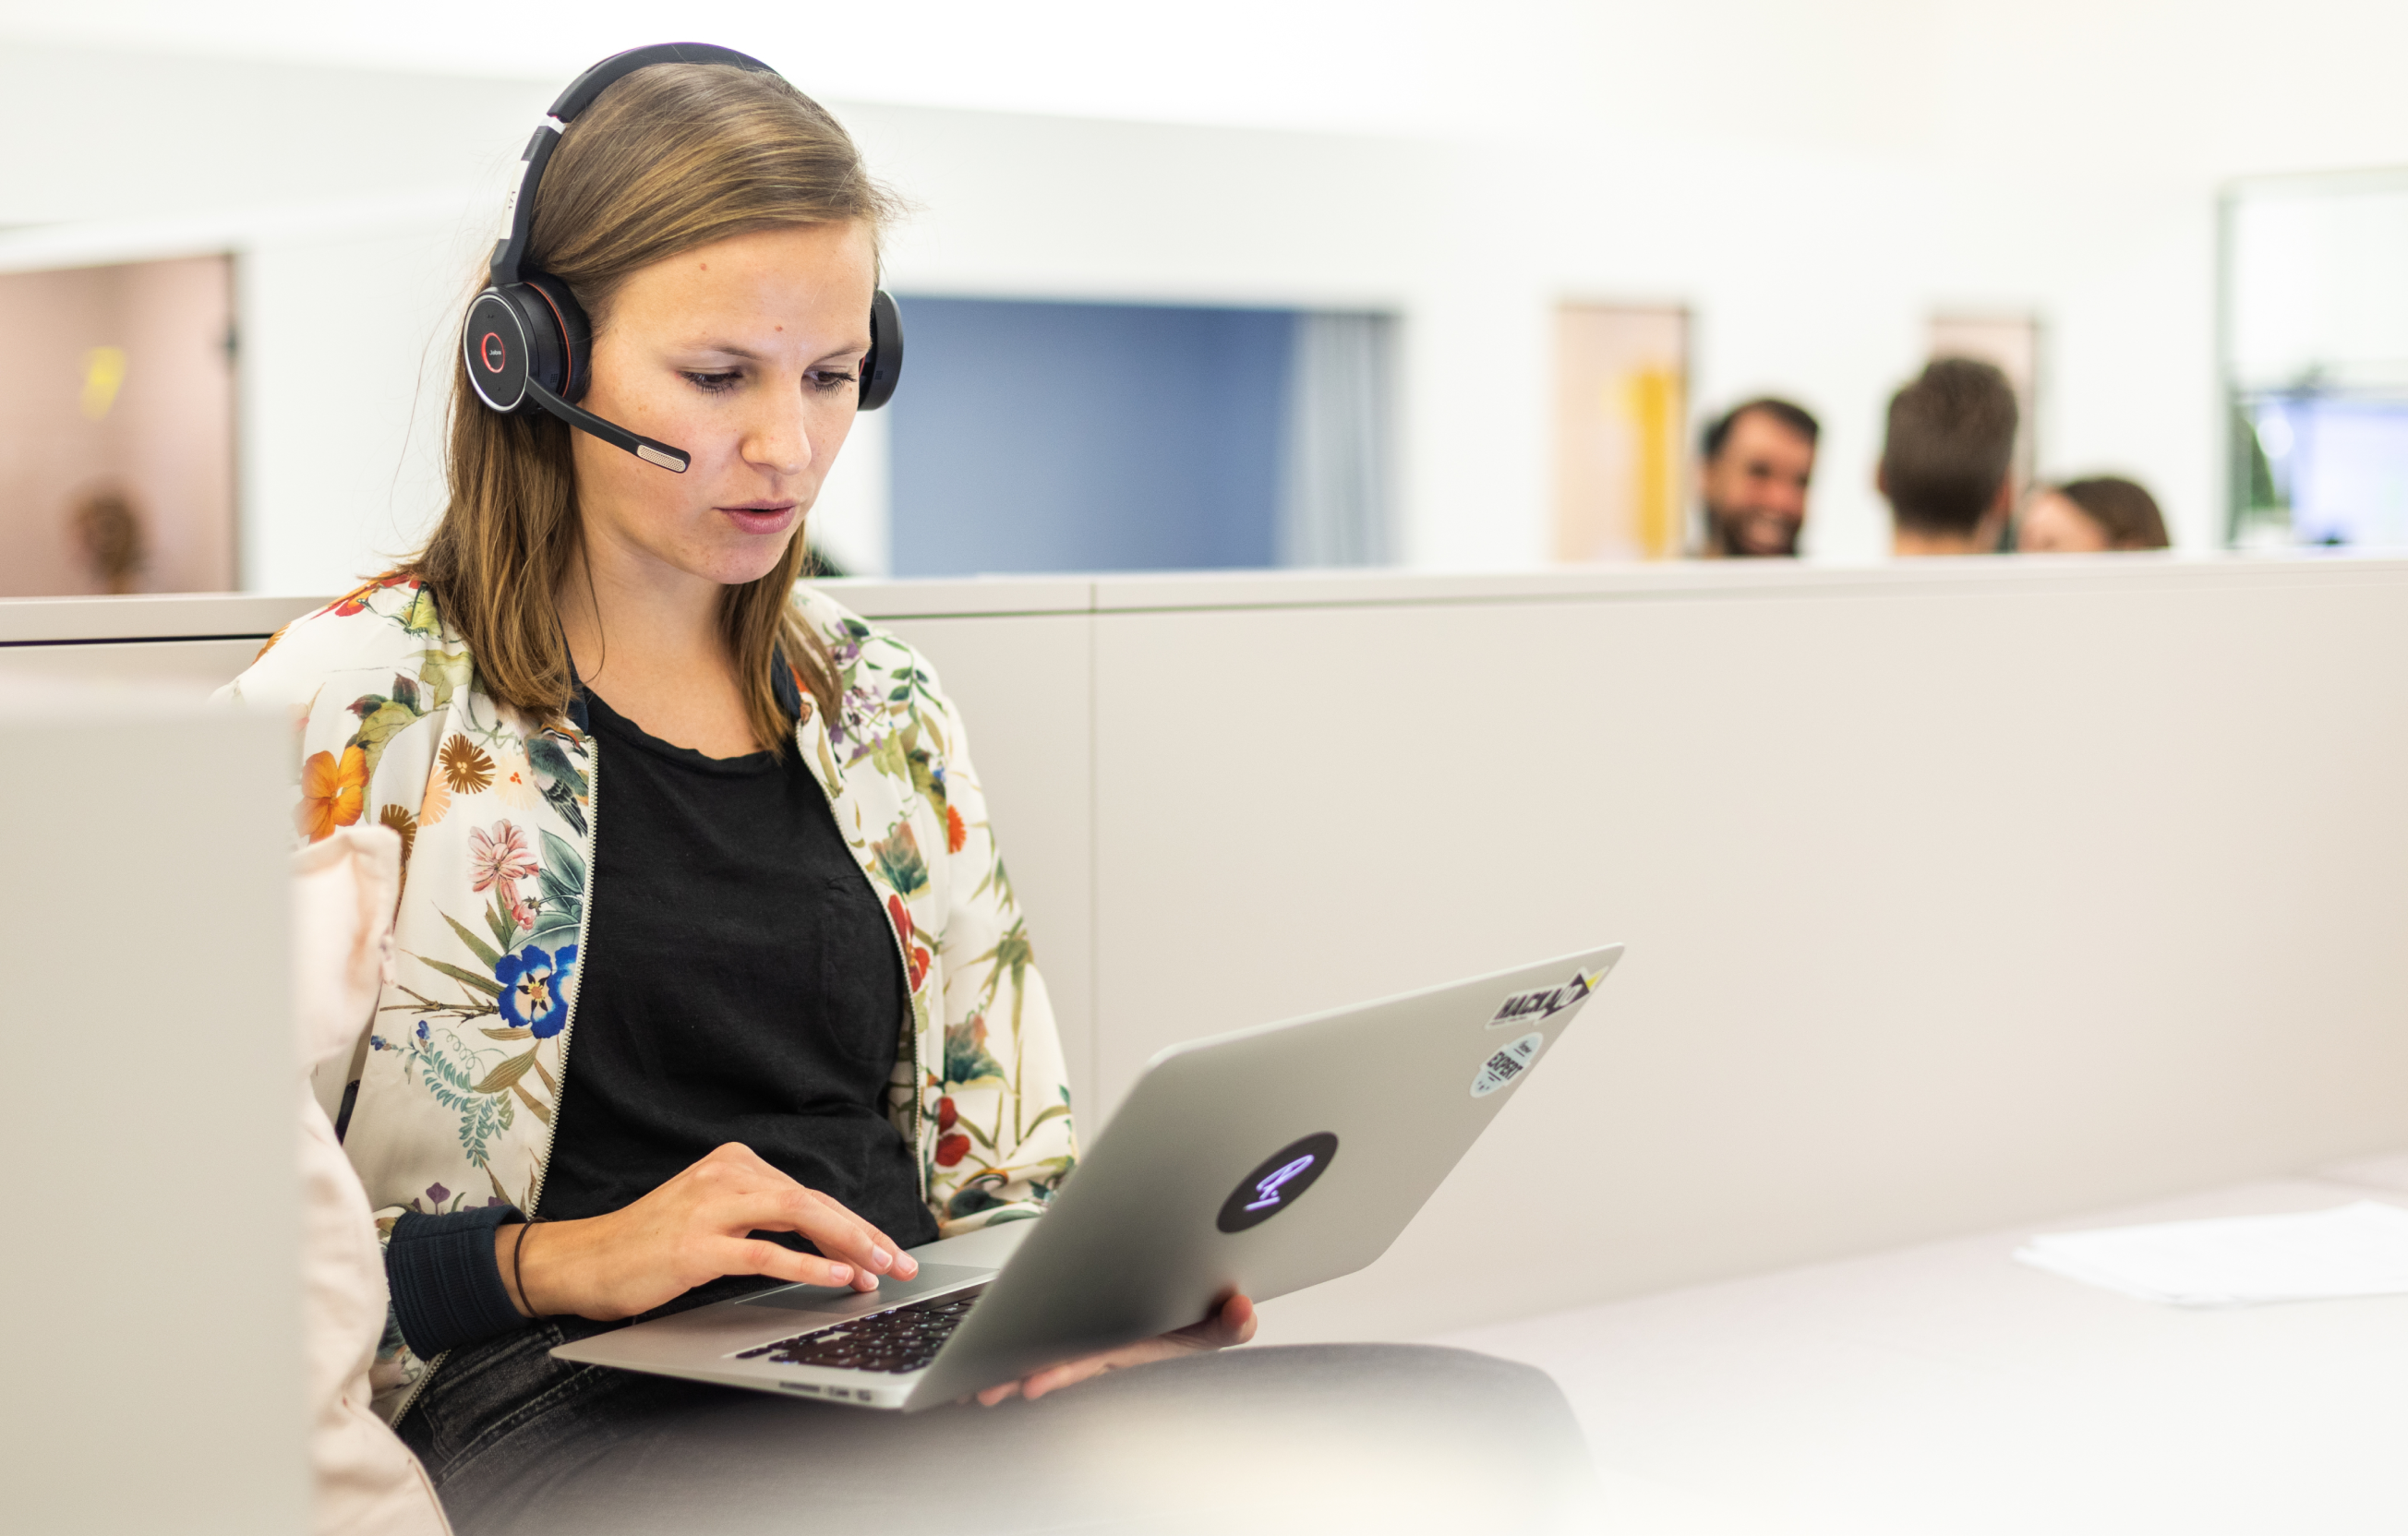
[464, 294, 533, 412]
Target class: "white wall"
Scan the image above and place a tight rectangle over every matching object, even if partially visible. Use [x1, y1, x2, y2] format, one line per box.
[2228, 171, 2408, 391]
[7, 3, 2408, 582]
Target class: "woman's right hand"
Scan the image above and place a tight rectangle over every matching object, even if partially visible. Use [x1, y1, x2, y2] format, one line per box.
[494, 1142, 919, 1321]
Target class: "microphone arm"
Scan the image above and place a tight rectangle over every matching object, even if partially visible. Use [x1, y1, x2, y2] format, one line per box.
[524, 378, 691, 474]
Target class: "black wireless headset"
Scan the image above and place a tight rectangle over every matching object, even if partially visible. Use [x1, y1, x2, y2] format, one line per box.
[462, 42, 904, 474]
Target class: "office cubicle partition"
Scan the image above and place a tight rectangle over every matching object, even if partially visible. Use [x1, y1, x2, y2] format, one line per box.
[7, 556, 2407, 1348]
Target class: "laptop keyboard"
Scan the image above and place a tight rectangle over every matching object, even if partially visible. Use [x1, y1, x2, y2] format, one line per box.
[735, 1286, 986, 1374]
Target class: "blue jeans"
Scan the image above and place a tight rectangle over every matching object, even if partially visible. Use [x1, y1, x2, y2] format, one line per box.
[402, 1324, 1598, 1535]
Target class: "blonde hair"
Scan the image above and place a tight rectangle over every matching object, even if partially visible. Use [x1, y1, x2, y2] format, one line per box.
[410, 63, 898, 749]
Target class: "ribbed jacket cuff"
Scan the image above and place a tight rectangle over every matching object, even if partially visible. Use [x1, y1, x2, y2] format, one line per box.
[387, 1205, 528, 1356]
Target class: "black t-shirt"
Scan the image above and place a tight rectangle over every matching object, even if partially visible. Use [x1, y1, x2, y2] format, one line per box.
[536, 688, 937, 1254]
[384, 688, 937, 1358]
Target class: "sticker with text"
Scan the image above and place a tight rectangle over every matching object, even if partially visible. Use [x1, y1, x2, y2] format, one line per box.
[1487, 966, 1606, 1028]
[1471, 1031, 1547, 1098]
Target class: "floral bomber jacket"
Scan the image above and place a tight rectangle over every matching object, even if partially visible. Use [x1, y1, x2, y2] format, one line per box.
[223, 575, 1078, 1422]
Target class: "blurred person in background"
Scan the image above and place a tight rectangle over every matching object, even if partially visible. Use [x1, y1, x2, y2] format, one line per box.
[68, 486, 146, 594]
[2018, 475, 2170, 552]
[1697, 398, 1819, 558]
[1878, 358, 2018, 557]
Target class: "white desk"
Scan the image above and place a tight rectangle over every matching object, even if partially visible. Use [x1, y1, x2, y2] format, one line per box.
[1436, 1154, 2408, 1535]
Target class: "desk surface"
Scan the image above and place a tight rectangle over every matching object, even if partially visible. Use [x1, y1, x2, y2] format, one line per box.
[1436, 1154, 2408, 1535]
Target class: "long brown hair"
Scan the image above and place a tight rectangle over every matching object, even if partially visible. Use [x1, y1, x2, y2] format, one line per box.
[410, 63, 897, 749]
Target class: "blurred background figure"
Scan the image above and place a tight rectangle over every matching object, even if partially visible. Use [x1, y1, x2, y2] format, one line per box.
[1880, 359, 2019, 557]
[2019, 476, 2171, 553]
[68, 485, 146, 594]
[1697, 398, 1818, 558]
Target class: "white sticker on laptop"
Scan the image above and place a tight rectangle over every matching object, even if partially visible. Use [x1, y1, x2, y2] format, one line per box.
[1471, 1031, 1547, 1098]
[1487, 967, 1605, 1029]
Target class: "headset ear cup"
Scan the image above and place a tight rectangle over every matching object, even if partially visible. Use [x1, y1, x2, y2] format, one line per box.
[521, 274, 594, 402]
[860, 289, 904, 412]
[464, 290, 534, 412]
[464, 283, 572, 413]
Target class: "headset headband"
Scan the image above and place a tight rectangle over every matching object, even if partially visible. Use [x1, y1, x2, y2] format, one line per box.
[489, 42, 775, 288]
[464, 41, 902, 470]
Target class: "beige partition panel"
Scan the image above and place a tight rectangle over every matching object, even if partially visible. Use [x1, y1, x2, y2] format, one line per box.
[0, 678, 302, 1533]
[1080, 559, 2408, 1342]
[10, 564, 2408, 1356]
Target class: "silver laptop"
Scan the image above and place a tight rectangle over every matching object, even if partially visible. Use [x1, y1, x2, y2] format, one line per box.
[552, 944, 1622, 1410]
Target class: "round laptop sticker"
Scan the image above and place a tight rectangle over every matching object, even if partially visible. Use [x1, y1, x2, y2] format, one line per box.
[1471, 1031, 1547, 1098]
[1216, 1132, 1340, 1234]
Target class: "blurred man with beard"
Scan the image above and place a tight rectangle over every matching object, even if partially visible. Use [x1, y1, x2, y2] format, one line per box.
[1697, 398, 1819, 558]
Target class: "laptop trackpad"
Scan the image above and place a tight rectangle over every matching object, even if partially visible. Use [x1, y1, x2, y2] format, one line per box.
[740, 1263, 991, 1314]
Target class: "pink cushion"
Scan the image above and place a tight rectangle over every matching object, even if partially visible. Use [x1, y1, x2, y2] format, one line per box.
[293, 826, 451, 1536]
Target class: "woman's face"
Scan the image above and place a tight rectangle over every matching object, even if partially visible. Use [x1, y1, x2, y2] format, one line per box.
[2018, 491, 2113, 553]
[571, 220, 877, 589]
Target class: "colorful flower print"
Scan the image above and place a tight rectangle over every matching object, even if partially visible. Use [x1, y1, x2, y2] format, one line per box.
[345, 686, 425, 785]
[888, 895, 933, 991]
[439, 734, 494, 794]
[945, 1174, 1009, 1220]
[831, 683, 885, 754]
[296, 745, 368, 841]
[935, 1133, 971, 1168]
[325, 572, 413, 619]
[494, 942, 576, 1037]
[872, 822, 929, 897]
[469, 820, 538, 892]
[945, 804, 967, 855]
[489, 745, 539, 809]
[418, 762, 453, 827]
[470, 820, 540, 931]
[379, 804, 418, 867]
[936, 1096, 958, 1132]
[945, 1011, 1006, 1086]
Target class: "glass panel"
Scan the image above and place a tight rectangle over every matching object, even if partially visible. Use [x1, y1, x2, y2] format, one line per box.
[885, 296, 1297, 577]
[0, 255, 237, 596]
[2223, 171, 2408, 546]
[1552, 305, 1687, 563]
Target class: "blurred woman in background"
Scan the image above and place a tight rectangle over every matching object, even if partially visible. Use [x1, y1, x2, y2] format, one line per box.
[2019, 475, 2170, 552]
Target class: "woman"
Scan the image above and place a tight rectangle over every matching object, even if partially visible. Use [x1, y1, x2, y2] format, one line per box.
[229, 54, 1250, 1509]
[2018, 475, 2171, 552]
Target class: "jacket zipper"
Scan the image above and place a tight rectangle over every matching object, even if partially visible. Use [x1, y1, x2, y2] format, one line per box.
[388, 730, 600, 1428]
[799, 714, 930, 1199]
[521, 729, 596, 1223]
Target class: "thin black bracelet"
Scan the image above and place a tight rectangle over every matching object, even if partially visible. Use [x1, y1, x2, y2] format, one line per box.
[512, 1219, 539, 1319]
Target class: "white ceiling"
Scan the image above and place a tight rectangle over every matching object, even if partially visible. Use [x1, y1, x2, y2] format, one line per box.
[4, 0, 2407, 181]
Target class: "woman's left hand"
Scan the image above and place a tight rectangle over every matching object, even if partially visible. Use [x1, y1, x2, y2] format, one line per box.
[974, 1292, 1257, 1405]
